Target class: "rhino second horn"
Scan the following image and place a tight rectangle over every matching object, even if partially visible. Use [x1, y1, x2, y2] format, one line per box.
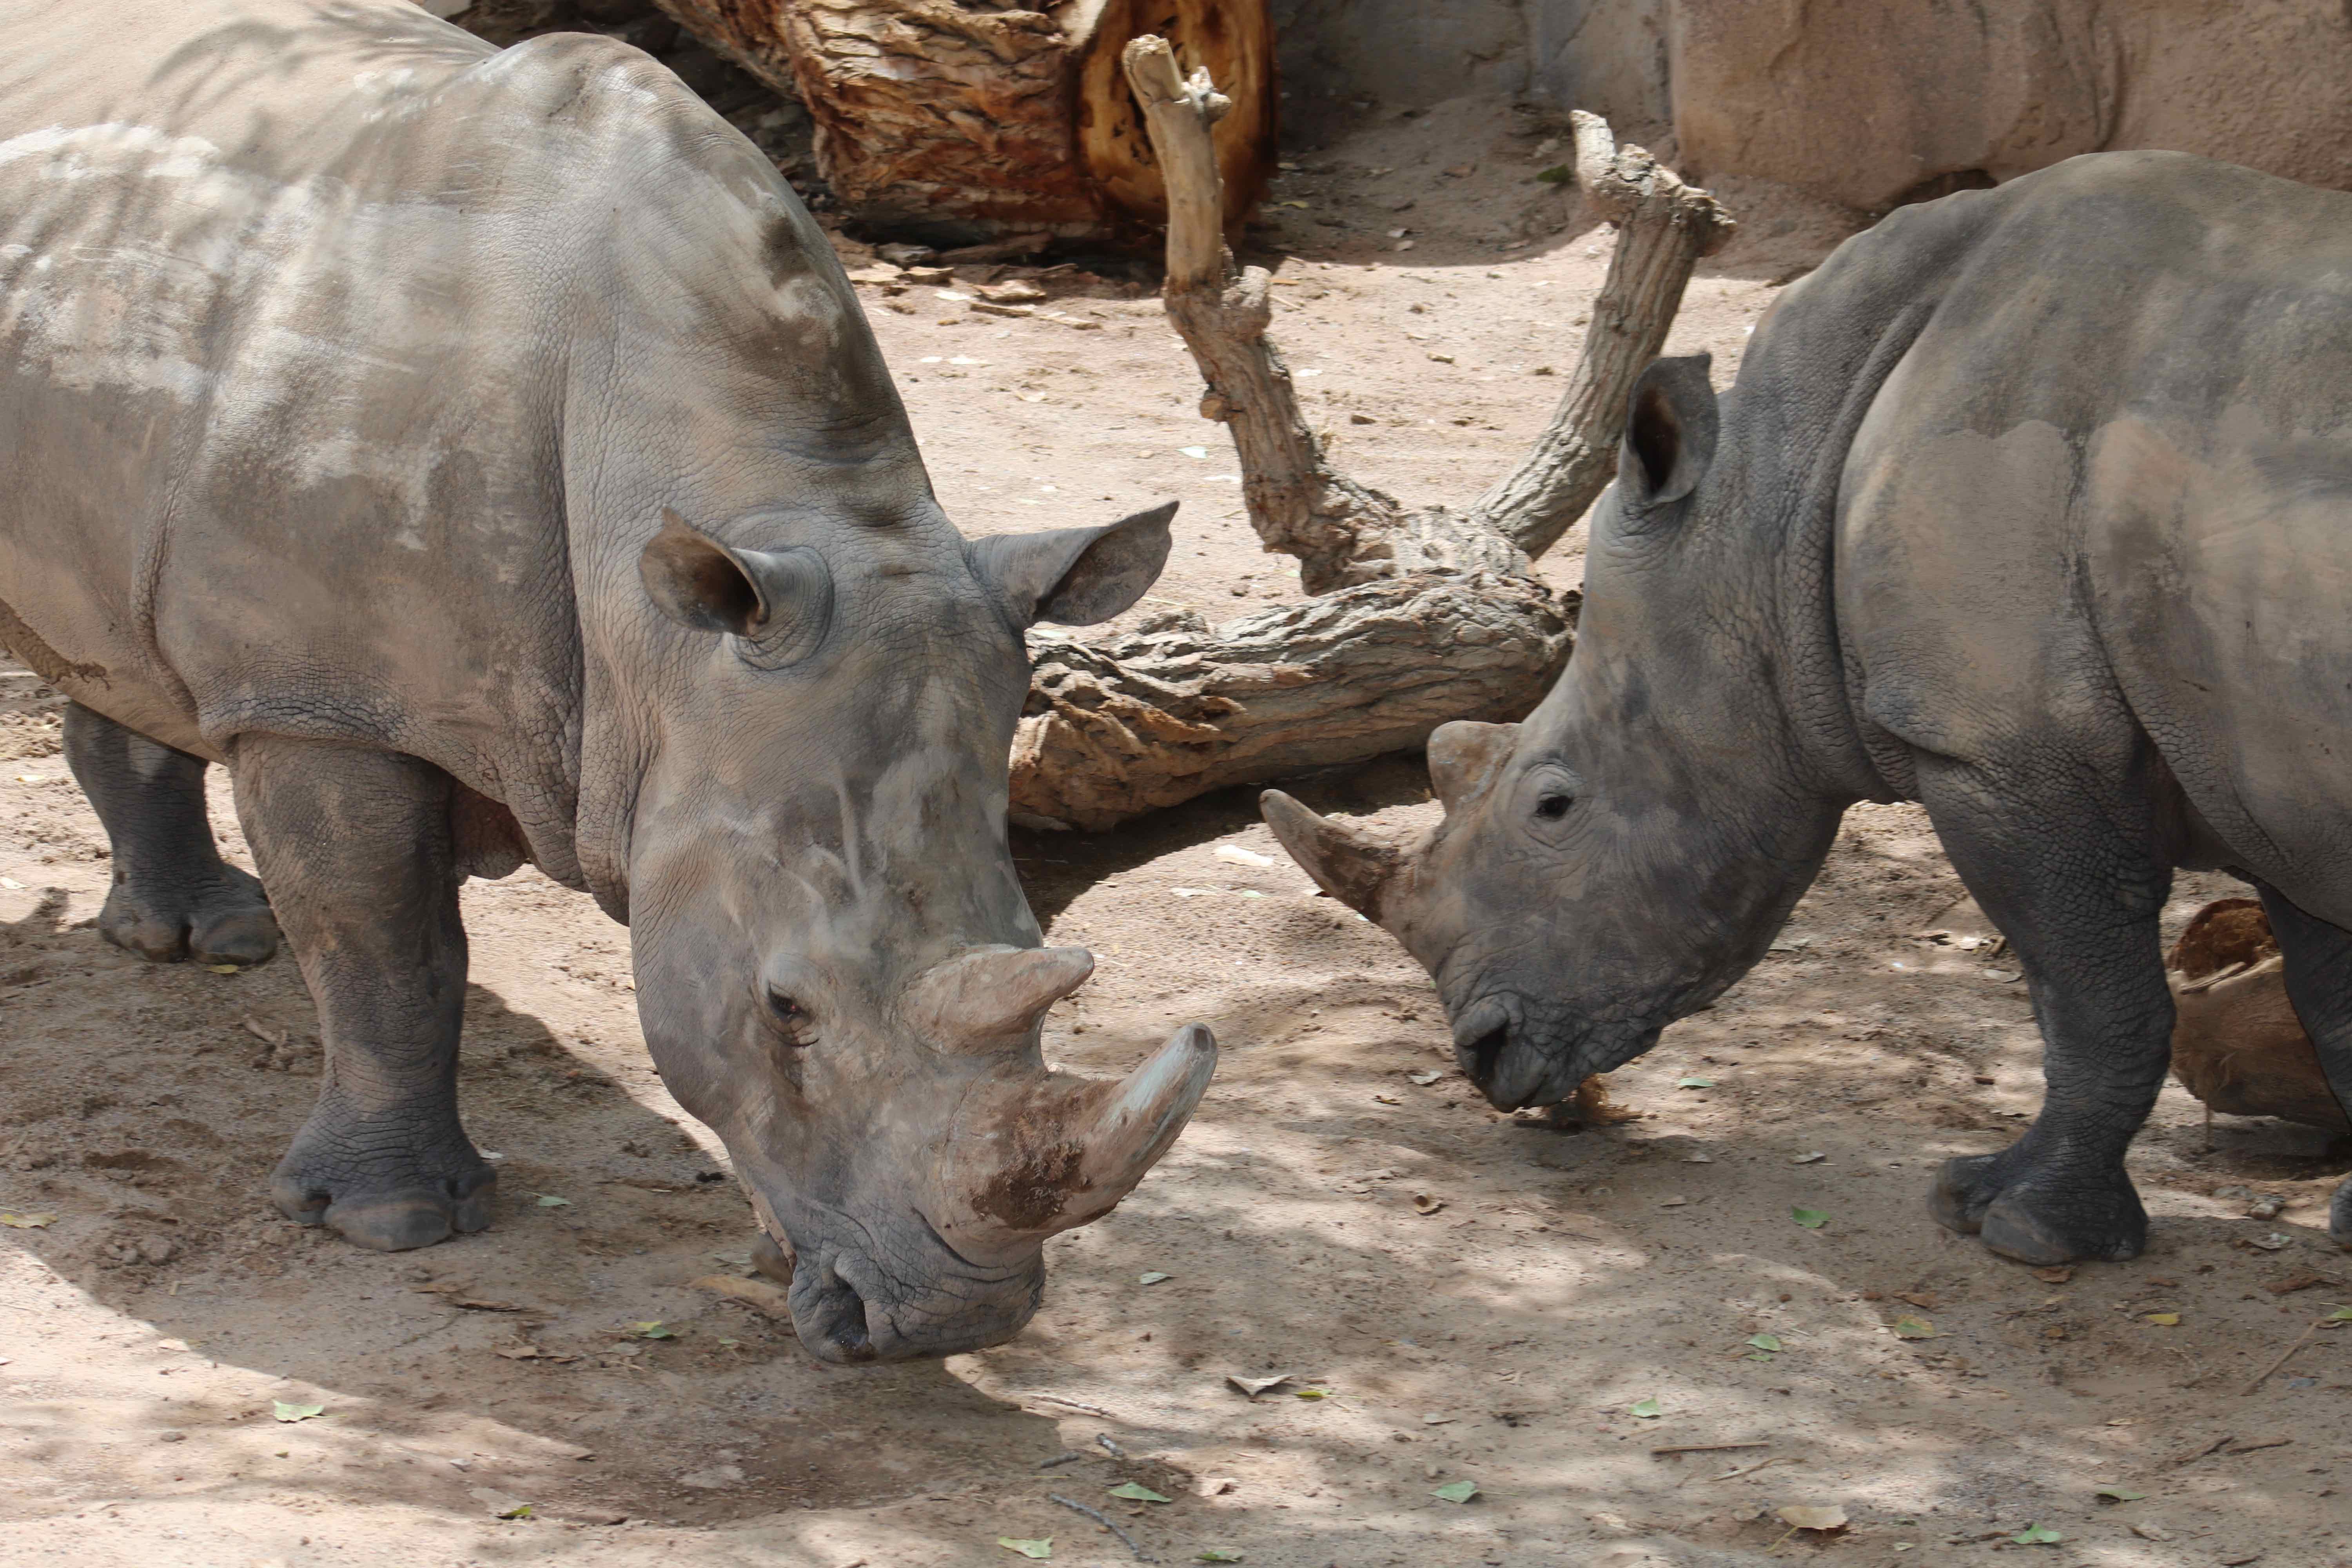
[904, 945, 1094, 1051]
[1259, 789, 1404, 920]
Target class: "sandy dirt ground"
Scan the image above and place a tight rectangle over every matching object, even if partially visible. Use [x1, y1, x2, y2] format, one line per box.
[4, 79, 2351, 1568]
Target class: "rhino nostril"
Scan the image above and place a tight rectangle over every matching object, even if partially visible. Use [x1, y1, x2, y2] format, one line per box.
[1463, 1023, 1508, 1080]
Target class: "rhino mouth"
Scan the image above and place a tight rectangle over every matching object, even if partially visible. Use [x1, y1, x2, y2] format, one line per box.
[771, 1216, 1047, 1364]
[1450, 992, 1664, 1111]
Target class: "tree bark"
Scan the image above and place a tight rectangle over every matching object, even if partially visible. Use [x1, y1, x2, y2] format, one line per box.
[2167, 899, 2352, 1133]
[651, 0, 1275, 244]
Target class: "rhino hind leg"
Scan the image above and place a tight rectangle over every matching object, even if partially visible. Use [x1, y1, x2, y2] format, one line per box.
[1912, 747, 2176, 1266]
[2246, 885, 2352, 1250]
[230, 735, 494, 1252]
[62, 702, 278, 965]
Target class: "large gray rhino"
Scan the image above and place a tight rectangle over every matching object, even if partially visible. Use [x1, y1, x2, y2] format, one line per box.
[0, 0, 1217, 1361]
[1267, 151, 2352, 1264]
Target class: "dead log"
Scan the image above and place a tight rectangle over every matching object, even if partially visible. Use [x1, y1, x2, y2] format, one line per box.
[651, 0, 1275, 243]
[1002, 38, 1729, 829]
[1011, 575, 1572, 831]
[2169, 898, 2351, 1134]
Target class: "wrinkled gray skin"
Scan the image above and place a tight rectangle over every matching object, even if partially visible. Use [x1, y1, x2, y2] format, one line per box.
[1269, 151, 2352, 1265]
[0, 0, 1218, 1361]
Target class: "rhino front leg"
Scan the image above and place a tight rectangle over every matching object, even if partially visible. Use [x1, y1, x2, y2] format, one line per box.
[1915, 751, 2176, 1266]
[62, 702, 278, 965]
[2248, 885, 2352, 1249]
[229, 735, 492, 1251]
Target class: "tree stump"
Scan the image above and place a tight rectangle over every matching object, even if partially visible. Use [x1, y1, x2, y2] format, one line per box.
[651, 0, 1275, 243]
[2169, 898, 2351, 1134]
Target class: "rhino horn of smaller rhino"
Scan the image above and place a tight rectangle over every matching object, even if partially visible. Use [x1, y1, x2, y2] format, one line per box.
[1259, 789, 1405, 921]
[904, 945, 1095, 1051]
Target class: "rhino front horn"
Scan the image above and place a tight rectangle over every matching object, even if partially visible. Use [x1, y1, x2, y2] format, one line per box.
[1260, 789, 1403, 920]
[937, 1024, 1217, 1252]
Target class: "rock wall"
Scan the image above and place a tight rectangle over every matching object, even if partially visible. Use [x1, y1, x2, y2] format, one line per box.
[1669, 0, 2352, 211]
[1274, 0, 2352, 208]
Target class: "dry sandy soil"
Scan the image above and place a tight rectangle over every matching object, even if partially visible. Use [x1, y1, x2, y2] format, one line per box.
[4, 74, 2351, 1568]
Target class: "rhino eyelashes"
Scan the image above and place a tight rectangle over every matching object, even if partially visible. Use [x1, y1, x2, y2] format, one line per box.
[766, 989, 816, 1046]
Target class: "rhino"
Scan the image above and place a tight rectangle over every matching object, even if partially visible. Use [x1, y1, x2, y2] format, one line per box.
[0, 0, 1218, 1361]
[1267, 151, 2352, 1263]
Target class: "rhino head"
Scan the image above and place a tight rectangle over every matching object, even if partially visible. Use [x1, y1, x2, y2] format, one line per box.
[616, 496, 1214, 1363]
[1262, 356, 1845, 1111]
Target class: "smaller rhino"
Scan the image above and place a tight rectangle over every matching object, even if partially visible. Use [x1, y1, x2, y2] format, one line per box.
[1267, 151, 2352, 1264]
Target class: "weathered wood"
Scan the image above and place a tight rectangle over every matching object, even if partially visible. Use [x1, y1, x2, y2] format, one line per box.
[2168, 898, 2351, 1134]
[651, 0, 1274, 243]
[1010, 576, 1572, 831]
[1003, 43, 1726, 831]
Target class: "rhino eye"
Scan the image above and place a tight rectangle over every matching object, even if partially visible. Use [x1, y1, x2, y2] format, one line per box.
[766, 990, 814, 1044]
[1534, 793, 1573, 821]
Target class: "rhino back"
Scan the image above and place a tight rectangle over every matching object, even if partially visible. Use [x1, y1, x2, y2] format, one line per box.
[0, 0, 913, 891]
[1824, 153, 2352, 909]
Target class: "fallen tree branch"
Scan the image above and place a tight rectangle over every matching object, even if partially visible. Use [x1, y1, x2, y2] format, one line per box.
[1005, 38, 1728, 831]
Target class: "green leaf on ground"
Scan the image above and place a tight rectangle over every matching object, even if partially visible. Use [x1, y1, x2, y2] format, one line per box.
[1629, 1397, 1661, 1419]
[1108, 1483, 1171, 1503]
[271, 1401, 324, 1423]
[1891, 1316, 1937, 1340]
[2011, 1524, 2062, 1545]
[0, 1212, 57, 1229]
[203, 964, 242, 975]
[997, 1539, 1053, 1559]
[1431, 1480, 1479, 1503]
[1294, 1387, 1332, 1400]
[1198, 1553, 1245, 1563]
[1675, 1076, 1717, 1089]
[2094, 1486, 2145, 1502]
[1791, 1207, 1829, 1229]
[1746, 1334, 1782, 1353]
[535, 1194, 570, 1207]
[1138, 1271, 1172, 1285]
[2328, 1306, 2352, 1323]
[630, 1321, 677, 1339]
[2143, 1312, 2180, 1327]
[1534, 164, 1574, 183]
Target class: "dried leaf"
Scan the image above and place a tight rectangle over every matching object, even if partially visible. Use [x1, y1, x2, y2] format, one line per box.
[535, 1194, 570, 1208]
[1791, 1207, 1829, 1229]
[1108, 1482, 1171, 1503]
[690, 1274, 791, 1318]
[1226, 1372, 1293, 1398]
[1407, 1070, 1443, 1086]
[1412, 1194, 1444, 1215]
[998, 1539, 1053, 1559]
[2144, 1312, 2180, 1327]
[1431, 1479, 1479, 1503]
[1214, 845, 1274, 866]
[203, 964, 242, 976]
[472, 1486, 533, 1519]
[1775, 1504, 1847, 1532]
[1138, 1271, 1172, 1285]
[271, 1401, 324, 1423]
[2033, 1266, 2074, 1284]
[2011, 1524, 2062, 1544]
[1891, 1316, 1937, 1340]
[1792, 1151, 1826, 1164]
[1630, 1397, 1661, 1419]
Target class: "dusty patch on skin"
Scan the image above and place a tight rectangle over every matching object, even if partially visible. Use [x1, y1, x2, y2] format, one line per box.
[972, 1134, 1085, 1232]
[0, 598, 107, 687]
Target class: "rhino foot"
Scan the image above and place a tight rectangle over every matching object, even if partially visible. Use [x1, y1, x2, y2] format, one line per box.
[100, 862, 279, 967]
[269, 1123, 496, 1252]
[1929, 1150, 2147, 1265]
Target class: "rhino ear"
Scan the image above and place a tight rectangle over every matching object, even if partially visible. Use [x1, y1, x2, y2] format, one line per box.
[969, 500, 1177, 627]
[640, 508, 833, 659]
[1618, 354, 1719, 511]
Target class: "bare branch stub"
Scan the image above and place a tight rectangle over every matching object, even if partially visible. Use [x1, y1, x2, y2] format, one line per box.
[1472, 111, 1737, 558]
[1121, 35, 1401, 593]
